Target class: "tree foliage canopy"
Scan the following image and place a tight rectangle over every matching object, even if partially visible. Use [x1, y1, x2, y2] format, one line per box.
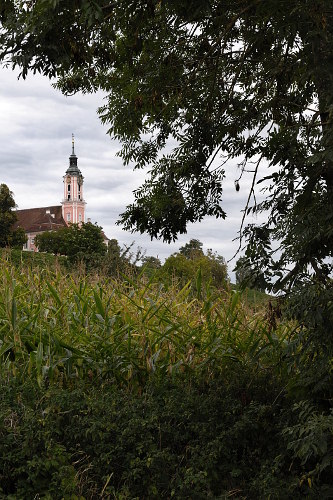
[161, 240, 229, 290]
[0, 183, 27, 248]
[179, 239, 204, 260]
[35, 222, 107, 265]
[0, 1, 332, 290]
[235, 255, 266, 292]
[0, 183, 17, 247]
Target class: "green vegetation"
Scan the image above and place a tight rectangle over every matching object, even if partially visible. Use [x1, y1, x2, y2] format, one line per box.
[234, 256, 267, 293]
[1, 247, 67, 269]
[1, 2, 333, 496]
[150, 238, 229, 291]
[232, 284, 270, 311]
[1, 3, 331, 290]
[0, 251, 272, 389]
[35, 221, 107, 269]
[0, 254, 332, 498]
[0, 183, 26, 249]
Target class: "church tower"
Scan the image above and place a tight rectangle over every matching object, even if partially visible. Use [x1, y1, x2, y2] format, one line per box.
[61, 135, 86, 225]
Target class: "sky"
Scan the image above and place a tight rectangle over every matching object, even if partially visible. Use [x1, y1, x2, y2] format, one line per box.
[0, 66, 266, 280]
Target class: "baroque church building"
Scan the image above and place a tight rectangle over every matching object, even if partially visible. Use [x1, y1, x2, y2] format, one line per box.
[15, 136, 88, 251]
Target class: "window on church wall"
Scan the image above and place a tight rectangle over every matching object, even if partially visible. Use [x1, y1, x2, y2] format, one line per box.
[79, 213, 82, 222]
[68, 184, 70, 192]
[67, 213, 71, 222]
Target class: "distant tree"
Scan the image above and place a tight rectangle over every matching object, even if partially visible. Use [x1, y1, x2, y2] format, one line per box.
[9, 226, 27, 249]
[0, 183, 17, 247]
[141, 255, 162, 268]
[101, 239, 148, 276]
[161, 253, 196, 287]
[161, 241, 228, 290]
[234, 256, 266, 292]
[140, 255, 162, 277]
[179, 239, 204, 260]
[121, 242, 146, 267]
[35, 231, 62, 255]
[105, 238, 122, 271]
[68, 222, 107, 261]
[235, 256, 248, 287]
[206, 249, 229, 289]
[35, 222, 106, 267]
[0, 184, 27, 248]
[103, 238, 130, 276]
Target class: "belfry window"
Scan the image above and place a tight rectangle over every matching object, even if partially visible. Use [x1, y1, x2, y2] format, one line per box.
[68, 184, 70, 192]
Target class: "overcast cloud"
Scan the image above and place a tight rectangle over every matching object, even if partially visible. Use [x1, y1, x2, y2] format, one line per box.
[0, 67, 267, 279]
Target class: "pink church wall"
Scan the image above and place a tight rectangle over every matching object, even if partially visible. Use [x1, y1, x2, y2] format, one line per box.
[62, 174, 86, 225]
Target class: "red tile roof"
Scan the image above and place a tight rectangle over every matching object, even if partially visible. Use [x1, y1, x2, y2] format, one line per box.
[14, 206, 67, 233]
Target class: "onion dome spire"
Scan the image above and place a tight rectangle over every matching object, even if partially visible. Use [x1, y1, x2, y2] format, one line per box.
[66, 133, 81, 175]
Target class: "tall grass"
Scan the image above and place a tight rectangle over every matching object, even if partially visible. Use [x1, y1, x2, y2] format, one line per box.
[3, 256, 320, 499]
[0, 256, 293, 389]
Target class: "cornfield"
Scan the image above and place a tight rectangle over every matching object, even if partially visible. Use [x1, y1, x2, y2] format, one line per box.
[0, 255, 292, 389]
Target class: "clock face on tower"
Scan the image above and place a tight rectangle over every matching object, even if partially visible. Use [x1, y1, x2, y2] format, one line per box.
[66, 176, 71, 183]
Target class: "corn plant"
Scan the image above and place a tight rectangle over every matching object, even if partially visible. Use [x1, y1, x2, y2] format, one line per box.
[0, 257, 294, 390]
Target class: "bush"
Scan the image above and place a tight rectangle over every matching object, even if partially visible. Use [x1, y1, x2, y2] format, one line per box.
[0, 376, 298, 499]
